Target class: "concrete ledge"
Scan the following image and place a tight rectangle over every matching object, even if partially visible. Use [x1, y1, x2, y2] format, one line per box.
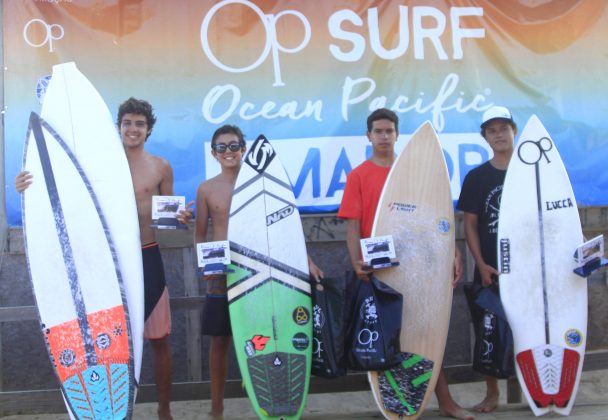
[2, 351, 606, 416]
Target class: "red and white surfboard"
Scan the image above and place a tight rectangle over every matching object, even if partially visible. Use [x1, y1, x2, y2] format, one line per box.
[498, 115, 587, 416]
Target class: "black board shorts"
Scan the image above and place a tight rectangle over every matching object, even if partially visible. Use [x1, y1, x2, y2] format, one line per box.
[202, 294, 232, 336]
[142, 242, 168, 321]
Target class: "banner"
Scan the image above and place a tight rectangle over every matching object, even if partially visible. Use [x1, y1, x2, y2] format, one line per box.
[4, 0, 608, 225]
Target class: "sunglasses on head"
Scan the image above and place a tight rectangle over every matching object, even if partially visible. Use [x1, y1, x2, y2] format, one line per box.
[213, 142, 242, 153]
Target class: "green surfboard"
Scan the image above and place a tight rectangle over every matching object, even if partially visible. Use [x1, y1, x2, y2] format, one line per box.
[227, 135, 312, 419]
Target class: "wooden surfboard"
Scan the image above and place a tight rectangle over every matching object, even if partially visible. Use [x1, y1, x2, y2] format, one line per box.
[22, 112, 134, 418]
[227, 135, 312, 419]
[22, 62, 143, 419]
[367, 121, 455, 419]
[497, 115, 586, 416]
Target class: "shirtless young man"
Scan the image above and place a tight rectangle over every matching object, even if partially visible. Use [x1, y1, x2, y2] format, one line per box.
[16, 98, 191, 419]
[194, 124, 245, 419]
[117, 97, 192, 420]
[194, 125, 323, 419]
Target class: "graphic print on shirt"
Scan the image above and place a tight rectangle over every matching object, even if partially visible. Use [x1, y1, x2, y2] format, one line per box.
[483, 185, 503, 235]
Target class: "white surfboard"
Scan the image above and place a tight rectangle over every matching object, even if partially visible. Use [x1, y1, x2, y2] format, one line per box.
[498, 115, 586, 416]
[367, 122, 455, 419]
[23, 112, 135, 418]
[23, 62, 143, 417]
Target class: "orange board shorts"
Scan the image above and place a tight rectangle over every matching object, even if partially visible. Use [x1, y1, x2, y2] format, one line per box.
[144, 287, 171, 339]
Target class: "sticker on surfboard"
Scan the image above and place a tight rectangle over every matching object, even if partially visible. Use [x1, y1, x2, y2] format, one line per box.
[245, 135, 275, 173]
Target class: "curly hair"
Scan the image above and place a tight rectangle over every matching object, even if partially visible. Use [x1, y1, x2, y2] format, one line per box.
[117, 97, 157, 139]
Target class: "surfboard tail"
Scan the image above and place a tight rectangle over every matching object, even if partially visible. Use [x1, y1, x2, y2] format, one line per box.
[45, 305, 131, 418]
[247, 352, 307, 417]
[516, 345, 580, 411]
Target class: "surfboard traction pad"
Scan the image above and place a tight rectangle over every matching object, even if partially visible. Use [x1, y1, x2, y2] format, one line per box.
[516, 344, 580, 409]
[44, 304, 131, 418]
[247, 352, 307, 417]
[377, 352, 434, 416]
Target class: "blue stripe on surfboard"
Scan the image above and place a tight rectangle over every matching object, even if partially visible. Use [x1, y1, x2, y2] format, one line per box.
[29, 112, 97, 367]
[26, 113, 135, 418]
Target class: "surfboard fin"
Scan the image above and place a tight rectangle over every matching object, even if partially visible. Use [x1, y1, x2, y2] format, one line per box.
[516, 345, 580, 409]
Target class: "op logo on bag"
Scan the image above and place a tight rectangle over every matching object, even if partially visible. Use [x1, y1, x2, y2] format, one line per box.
[357, 328, 379, 348]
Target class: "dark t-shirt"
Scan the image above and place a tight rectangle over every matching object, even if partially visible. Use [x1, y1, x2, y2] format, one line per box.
[457, 161, 506, 279]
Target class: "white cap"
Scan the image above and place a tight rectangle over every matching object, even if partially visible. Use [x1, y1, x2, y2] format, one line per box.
[481, 106, 513, 128]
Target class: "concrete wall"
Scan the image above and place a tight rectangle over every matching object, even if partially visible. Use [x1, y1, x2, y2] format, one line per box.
[1, 210, 607, 392]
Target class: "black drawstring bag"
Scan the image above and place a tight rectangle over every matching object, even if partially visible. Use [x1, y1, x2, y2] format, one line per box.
[345, 273, 406, 371]
[464, 283, 515, 378]
[310, 276, 347, 378]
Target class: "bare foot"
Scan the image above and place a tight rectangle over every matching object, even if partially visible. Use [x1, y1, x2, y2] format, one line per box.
[439, 403, 475, 419]
[473, 394, 499, 413]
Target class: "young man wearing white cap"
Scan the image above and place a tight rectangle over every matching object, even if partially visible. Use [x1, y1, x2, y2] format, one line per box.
[456, 105, 516, 413]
